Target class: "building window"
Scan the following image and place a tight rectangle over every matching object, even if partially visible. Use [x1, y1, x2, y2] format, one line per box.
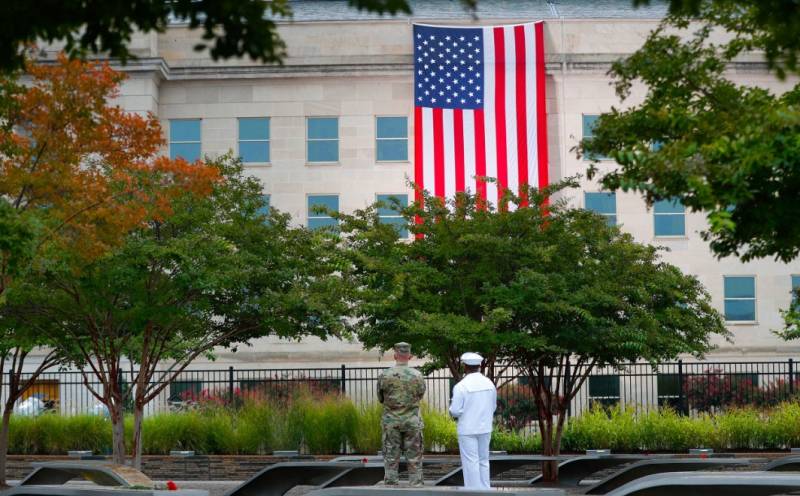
[377, 194, 409, 238]
[308, 195, 339, 230]
[169, 119, 201, 162]
[653, 198, 686, 237]
[238, 118, 270, 163]
[257, 194, 271, 218]
[657, 374, 682, 410]
[168, 381, 203, 403]
[582, 114, 607, 160]
[376, 117, 408, 161]
[792, 275, 800, 305]
[307, 117, 339, 163]
[724, 276, 756, 322]
[588, 375, 620, 408]
[584, 192, 617, 226]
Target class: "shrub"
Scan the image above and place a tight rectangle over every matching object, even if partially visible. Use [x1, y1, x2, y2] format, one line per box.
[491, 429, 541, 452]
[496, 384, 539, 430]
[294, 394, 358, 454]
[351, 403, 383, 454]
[422, 406, 457, 452]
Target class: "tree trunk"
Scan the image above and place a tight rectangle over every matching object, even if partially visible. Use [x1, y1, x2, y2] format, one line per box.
[131, 402, 144, 470]
[540, 413, 559, 482]
[109, 402, 127, 465]
[0, 402, 14, 487]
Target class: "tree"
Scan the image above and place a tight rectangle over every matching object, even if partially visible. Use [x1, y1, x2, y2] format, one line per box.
[0, 0, 475, 72]
[580, 2, 800, 262]
[3, 156, 350, 468]
[339, 183, 727, 481]
[0, 54, 217, 478]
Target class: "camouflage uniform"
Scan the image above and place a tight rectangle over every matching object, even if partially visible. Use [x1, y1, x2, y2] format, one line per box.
[377, 342, 426, 486]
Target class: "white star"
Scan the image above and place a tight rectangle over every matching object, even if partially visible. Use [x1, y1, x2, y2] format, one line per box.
[468, 92, 474, 97]
[476, 48, 481, 53]
[446, 72, 452, 77]
[460, 86, 465, 91]
[460, 60, 465, 65]
[468, 54, 473, 59]
[453, 42, 458, 47]
[430, 35, 435, 40]
[417, 45, 422, 50]
[476, 85, 480, 90]
[446, 85, 451, 90]
[468, 66, 474, 71]
[424, 77, 429, 82]
[439, 78, 444, 83]
[459, 36, 465, 41]
[445, 60, 451, 65]
[476, 73, 481, 78]
[469, 79, 474, 84]
[476, 60, 481, 65]
[445, 48, 451, 53]
[461, 72, 466, 77]
[438, 65, 444, 70]
[467, 42, 473, 47]
[424, 90, 430, 95]
[476, 98, 482, 103]
[424, 64, 429, 69]
[438, 53, 444, 58]
[423, 40, 428, 45]
[417, 70, 423, 75]
[438, 41, 444, 46]
[418, 96, 423, 101]
[430, 84, 435, 89]
[417, 33, 422, 39]
[461, 99, 466, 103]
[447, 98, 452, 103]
[439, 91, 444, 96]
[453, 92, 459, 97]
[417, 57, 422, 62]
[431, 98, 437, 103]
[460, 49, 465, 53]
[474, 35, 479, 41]
[417, 83, 422, 88]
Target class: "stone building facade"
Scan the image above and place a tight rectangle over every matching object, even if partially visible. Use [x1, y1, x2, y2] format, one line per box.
[41, 1, 800, 368]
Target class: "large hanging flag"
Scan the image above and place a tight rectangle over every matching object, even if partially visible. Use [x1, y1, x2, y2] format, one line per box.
[413, 22, 548, 206]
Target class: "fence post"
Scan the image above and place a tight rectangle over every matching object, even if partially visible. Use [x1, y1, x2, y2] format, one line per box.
[790, 359, 795, 397]
[340, 364, 346, 394]
[228, 366, 235, 406]
[677, 359, 687, 416]
[564, 359, 571, 419]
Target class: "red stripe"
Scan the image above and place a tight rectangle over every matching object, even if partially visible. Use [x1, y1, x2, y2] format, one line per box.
[535, 22, 549, 198]
[514, 25, 529, 207]
[493, 27, 508, 206]
[414, 106, 424, 236]
[474, 109, 487, 204]
[454, 109, 465, 193]
[433, 107, 445, 198]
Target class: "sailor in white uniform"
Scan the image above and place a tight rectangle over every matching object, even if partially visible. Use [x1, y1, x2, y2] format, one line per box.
[448, 352, 498, 490]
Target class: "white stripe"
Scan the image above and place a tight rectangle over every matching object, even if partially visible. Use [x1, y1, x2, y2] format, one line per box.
[525, 23, 539, 191]
[443, 109, 456, 198]
[504, 26, 519, 209]
[482, 26, 497, 209]
[422, 108, 435, 197]
[463, 110, 476, 194]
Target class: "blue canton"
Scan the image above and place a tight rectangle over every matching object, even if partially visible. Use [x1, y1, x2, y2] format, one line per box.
[413, 25, 484, 110]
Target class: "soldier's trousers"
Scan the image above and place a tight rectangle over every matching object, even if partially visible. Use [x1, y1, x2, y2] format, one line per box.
[382, 424, 423, 486]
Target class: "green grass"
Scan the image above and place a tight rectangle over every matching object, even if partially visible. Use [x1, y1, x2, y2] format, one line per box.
[9, 400, 800, 455]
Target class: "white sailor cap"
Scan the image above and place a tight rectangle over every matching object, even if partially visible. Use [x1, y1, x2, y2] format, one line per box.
[460, 352, 483, 366]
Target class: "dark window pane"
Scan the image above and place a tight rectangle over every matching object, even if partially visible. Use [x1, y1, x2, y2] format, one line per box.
[605, 215, 617, 226]
[654, 199, 684, 214]
[377, 139, 408, 161]
[380, 216, 408, 238]
[589, 375, 620, 398]
[239, 118, 269, 141]
[377, 117, 408, 138]
[654, 215, 685, 236]
[582, 115, 599, 139]
[170, 120, 200, 142]
[308, 118, 338, 139]
[169, 381, 202, 402]
[258, 194, 270, 217]
[725, 276, 755, 298]
[793, 275, 800, 303]
[376, 194, 408, 216]
[585, 192, 616, 215]
[240, 141, 270, 163]
[657, 374, 681, 396]
[724, 299, 755, 321]
[308, 195, 339, 213]
[308, 140, 338, 162]
[308, 217, 338, 231]
[170, 143, 201, 162]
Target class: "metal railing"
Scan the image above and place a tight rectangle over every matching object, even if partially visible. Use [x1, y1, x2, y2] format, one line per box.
[6, 360, 800, 422]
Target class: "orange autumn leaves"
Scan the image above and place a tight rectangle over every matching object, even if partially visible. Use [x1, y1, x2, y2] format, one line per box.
[0, 54, 219, 267]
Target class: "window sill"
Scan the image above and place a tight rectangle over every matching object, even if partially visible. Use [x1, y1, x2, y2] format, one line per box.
[376, 160, 411, 165]
[306, 162, 341, 166]
[725, 321, 759, 326]
[243, 162, 271, 167]
[654, 235, 688, 240]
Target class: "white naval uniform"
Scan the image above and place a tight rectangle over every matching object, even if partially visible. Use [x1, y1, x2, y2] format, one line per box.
[449, 372, 497, 489]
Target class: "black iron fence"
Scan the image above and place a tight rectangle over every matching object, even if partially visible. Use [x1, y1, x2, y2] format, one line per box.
[7, 360, 800, 422]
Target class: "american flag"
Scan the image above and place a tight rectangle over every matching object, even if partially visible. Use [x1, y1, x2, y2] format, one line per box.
[413, 22, 548, 206]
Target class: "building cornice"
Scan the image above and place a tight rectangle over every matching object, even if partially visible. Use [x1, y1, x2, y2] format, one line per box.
[113, 54, 773, 82]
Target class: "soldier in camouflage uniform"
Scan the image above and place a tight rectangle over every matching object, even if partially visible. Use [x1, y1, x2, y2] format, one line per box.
[377, 342, 426, 486]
